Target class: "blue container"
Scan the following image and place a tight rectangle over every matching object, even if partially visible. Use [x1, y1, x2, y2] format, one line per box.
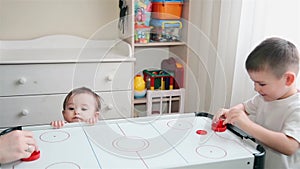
[150, 19, 182, 42]
[150, 19, 182, 28]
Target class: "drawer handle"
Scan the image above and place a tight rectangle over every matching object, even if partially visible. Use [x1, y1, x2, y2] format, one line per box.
[21, 109, 29, 116]
[106, 104, 113, 110]
[18, 77, 27, 85]
[106, 75, 113, 81]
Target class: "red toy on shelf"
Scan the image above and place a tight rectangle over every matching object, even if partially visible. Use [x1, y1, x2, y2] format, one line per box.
[161, 57, 184, 89]
[143, 69, 174, 90]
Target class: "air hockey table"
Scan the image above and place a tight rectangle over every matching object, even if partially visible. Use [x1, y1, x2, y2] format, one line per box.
[1, 112, 265, 169]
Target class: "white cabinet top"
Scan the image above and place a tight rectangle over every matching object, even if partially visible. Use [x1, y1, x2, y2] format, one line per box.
[0, 35, 135, 64]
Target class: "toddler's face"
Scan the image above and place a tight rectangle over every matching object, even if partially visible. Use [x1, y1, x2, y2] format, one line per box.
[248, 70, 291, 101]
[63, 93, 98, 123]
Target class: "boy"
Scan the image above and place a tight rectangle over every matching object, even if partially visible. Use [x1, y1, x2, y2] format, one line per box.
[51, 87, 101, 128]
[214, 37, 300, 169]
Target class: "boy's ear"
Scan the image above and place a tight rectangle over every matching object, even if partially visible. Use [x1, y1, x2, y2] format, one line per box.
[284, 71, 296, 86]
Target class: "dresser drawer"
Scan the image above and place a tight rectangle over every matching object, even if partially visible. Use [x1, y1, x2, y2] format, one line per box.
[0, 64, 73, 96]
[0, 94, 65, 128]
[77, 62, 133, 92]
[0, 90, 132, 128]
[0, 62, 133, 96]
[98, 90, 132, 119]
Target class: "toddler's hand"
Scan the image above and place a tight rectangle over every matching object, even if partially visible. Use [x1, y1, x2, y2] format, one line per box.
[85, 117, 98, 125]
[50, 120, 66, 129]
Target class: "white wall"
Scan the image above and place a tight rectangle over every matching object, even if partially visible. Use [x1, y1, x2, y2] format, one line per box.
[0, 0, 119, 40]
[134, 47, 169, 75]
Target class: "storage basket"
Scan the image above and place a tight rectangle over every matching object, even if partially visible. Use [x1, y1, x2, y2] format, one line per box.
[151, 0, 183, 19]
[150, 19, 182, 42]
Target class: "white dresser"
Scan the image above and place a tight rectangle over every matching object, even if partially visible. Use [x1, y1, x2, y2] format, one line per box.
[0, 35, 135, 128]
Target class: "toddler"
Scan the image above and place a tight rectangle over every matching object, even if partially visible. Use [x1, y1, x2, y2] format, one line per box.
[51, 87, 101, 128]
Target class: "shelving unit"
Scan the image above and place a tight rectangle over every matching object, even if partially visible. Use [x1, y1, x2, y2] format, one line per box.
[133, 88, 184, 117]
[134, 95, 180, 104]
[134, 41, 186, 47]
[120, 0, 190, 116]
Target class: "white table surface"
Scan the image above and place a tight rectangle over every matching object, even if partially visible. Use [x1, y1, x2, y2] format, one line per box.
[1, 113, 260, 169]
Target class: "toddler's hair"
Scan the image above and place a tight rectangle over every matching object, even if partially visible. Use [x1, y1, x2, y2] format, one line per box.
[63, 87, 101, 111]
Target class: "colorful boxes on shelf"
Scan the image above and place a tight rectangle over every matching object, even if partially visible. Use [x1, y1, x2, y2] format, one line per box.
[134, 0, 152, 44]
[151, 0, 183, 19]
[134, 0, 152, 26]
[143, 69, 174, 90]
[134, 0, 184, 44]
[150, 19, 182, 42]
[134, 24, 151, 43]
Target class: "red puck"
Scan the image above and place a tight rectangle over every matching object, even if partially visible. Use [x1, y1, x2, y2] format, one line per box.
[196, 130, 207, 135]
[21, 150, 40, 162]
[212, 119, 227, 132]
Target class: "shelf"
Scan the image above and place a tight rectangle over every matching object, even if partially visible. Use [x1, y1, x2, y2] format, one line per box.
[134, 96, 180, 104]
[134, 41, 185, 47]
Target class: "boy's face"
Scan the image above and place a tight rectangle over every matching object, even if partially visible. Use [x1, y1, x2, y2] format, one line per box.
[248, 70, 292, 101]
[63, 93, 98, 123]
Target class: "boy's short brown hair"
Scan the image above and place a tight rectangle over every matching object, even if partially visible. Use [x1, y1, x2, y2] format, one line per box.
[246, 37, 299, 78]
